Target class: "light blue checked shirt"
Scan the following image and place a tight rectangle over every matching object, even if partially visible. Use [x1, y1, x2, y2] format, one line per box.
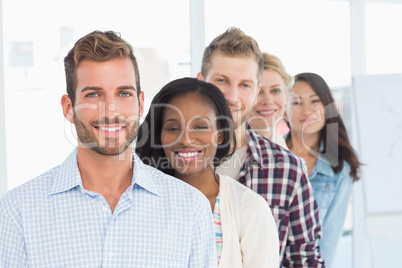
[0, 149, 217, 267]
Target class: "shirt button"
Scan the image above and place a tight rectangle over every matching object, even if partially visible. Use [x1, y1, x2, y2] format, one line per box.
[108, 251, 114, 257]
[325, 184, 331, 190]
[102, 206, 108, 212]
[276, 161, 284, 168]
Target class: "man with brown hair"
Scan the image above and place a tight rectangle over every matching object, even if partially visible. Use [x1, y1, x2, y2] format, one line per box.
[0, 31, 216, 267]
[198, 27, 325, 267]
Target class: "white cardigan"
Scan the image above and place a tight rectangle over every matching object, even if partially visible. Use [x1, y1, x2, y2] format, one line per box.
[217, 174, 279, 268]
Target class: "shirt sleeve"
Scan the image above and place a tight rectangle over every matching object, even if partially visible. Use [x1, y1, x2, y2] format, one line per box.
[319, 165, 353, 266]
[188, 194, 217, 268]
[282, 171, 326, 268]
[0, 196, 29, 267]
[240, 190, 280, 268]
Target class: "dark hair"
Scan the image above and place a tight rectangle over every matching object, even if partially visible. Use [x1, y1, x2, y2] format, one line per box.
[64, 30, 141, 106]
[136, 77, 236, 176]
[293, 72, 361, 181]
[201, 27, 263, 83]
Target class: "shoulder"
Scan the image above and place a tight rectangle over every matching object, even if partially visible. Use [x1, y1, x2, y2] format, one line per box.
[134, 157, 208, 206]
[0, 166, 59, 215]
[337, 161, 353, 188]
[340, 161, 352, 175]
[248, 128, 307, 177]
[219, 174, 270, 212]
[249, 127, 303, 162]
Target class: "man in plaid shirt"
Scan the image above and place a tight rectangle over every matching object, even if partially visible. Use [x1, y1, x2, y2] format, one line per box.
[197, 27, 325, 267]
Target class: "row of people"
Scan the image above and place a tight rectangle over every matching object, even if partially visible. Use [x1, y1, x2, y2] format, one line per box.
[248, 51, 361, 267]
[0, 27, 360, 268]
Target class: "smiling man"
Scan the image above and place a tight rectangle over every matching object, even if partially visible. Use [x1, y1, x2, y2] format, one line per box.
[0, 31, 216, 268]
[198, 27, 325, 267]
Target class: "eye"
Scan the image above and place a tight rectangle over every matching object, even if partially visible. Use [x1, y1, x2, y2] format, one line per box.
[86, 92, 99, 98]
[292, 101, 301, 106]
[216, 78, 225, 83]
[312, 99, 321, 104]
[194, 125, 209, 130]
[167, 127, 180, 132]
[120, 92, 133, 97]
[272, 88, 282, 94]
[242, 83, 250, 88]
[164, 124, 180, 132]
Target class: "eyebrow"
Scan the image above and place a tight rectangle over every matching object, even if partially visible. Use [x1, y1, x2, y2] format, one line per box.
[80, 85, 136, 93]
[163, 118, 179, 124]
[192, 116, 210, 121]
[213, 73, 256, 85]
[162, 116, 211, 125]
[241, 80, 255, 86]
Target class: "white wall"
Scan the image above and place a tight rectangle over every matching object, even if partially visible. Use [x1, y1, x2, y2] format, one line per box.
[0, 0, 7, 197]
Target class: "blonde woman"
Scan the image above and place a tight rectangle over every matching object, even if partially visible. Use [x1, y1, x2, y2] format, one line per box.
[248, 52, 293, 149]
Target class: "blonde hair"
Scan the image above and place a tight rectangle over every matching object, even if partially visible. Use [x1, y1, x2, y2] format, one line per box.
[262, 52, 294, 95]
[201, 27, 263, 83]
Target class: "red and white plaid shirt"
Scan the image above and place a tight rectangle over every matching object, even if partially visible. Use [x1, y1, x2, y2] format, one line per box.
[238, 125, 325, 267]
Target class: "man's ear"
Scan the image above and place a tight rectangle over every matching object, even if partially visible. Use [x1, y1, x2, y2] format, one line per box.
[138, 91, 145, 118]
[61, 94, 74, 123]
[283, 111, 289, 123]
[252, 83, 262, 105]
[196, 72, 204, 81]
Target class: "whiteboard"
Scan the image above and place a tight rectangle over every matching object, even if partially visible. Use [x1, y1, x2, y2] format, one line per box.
[354, 73, 402, 214]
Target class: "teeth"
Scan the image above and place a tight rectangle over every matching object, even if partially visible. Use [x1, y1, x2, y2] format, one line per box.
[177, 152, 199, 158]
[99, 126, 123, 132]
[258, 111, 274, 116]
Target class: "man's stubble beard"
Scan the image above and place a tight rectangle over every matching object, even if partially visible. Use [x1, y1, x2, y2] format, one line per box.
[73, 112, 139, 156]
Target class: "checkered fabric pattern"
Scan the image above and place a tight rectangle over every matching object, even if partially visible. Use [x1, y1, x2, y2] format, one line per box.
[0, 149, 216, 268]
[238, 125, 325, 267]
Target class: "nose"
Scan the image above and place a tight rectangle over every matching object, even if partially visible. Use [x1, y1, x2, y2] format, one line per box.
[179, 128, 195, 146]
[222, 85, 238, 105]
[302, 104, 319, 118]
[100, 95, 120, 117]
[260, 92, 274, 105]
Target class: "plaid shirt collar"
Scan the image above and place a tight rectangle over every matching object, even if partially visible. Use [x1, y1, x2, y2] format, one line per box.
[244, 123, 266, 168]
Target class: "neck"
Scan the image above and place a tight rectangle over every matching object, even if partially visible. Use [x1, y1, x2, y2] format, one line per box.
[77, 147, 134, 193]
[287, 131, 320, 156]
[258, 128, 273, 140]
[234, 124, 248, 150]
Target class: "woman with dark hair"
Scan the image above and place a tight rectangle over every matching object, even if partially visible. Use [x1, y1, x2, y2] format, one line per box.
[285, 72, 361, 267]
[136, 77, 279, 268]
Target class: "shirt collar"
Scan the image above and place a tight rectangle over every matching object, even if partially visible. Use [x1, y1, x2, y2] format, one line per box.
[132, 154, 161, 196]
[48, 148, 82, 195]
[284, 133, 335, 178]
[49, 149, 160, 196]
[313, 150, 335, 177]
[244, 123, 265, 167]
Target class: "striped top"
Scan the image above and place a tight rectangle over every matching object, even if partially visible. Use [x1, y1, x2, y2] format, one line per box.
[213, 193, 223, 265]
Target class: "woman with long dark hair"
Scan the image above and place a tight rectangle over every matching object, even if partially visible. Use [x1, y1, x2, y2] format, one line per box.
[136, 77, 279, 268]
[285, 72, 361, 267]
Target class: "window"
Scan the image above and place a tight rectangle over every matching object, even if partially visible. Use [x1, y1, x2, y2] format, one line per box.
[205, 0, 351, 88]
[3, 0, 190, 189]
[365, 3, 402, 75]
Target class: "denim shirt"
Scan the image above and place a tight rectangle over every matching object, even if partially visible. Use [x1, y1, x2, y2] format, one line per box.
[309, 153, 353, 268]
